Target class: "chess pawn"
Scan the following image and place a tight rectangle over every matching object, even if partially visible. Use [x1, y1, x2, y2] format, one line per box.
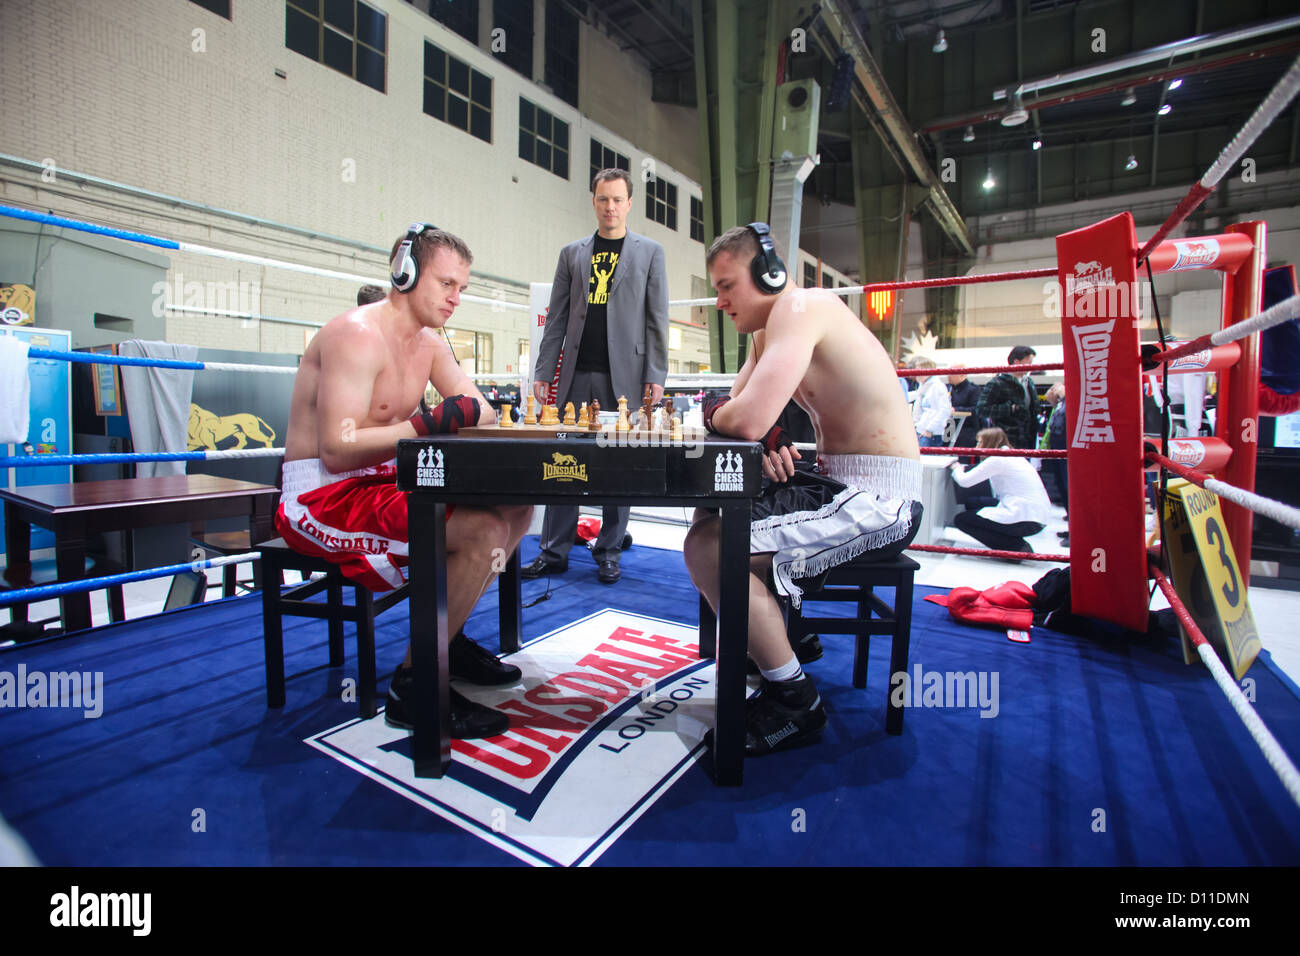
[499, 403, 514, 428]
[616, 395, 630, 432]
[563, 402, 576, 426]
[524, 394, 537, 425]
[672, 415, 683, 442]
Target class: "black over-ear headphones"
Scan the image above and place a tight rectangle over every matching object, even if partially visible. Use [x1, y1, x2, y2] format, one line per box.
[747, 222, 788, 295]
[390, 222, 438, 292]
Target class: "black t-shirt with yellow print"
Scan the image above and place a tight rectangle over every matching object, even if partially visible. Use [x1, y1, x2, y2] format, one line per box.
[575, 233, 625, 373]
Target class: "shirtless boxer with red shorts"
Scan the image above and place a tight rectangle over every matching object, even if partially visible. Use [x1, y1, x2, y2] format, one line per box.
[276, 224, 531, 737]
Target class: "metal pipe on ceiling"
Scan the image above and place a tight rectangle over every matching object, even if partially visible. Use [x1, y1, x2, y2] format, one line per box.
[993, 13, 1300, 101]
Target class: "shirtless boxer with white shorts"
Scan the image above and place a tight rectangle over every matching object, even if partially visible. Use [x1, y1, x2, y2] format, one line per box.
[684, 224, 923, 756]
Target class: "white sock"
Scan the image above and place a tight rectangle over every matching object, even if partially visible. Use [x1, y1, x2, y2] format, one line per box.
[760, 656, 803, 683]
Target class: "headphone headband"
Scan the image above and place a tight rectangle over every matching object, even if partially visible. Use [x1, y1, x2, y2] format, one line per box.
[390, 222, 439, 292]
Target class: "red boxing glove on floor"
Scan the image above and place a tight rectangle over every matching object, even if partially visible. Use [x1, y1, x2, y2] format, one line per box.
[410, 395, 480, 435]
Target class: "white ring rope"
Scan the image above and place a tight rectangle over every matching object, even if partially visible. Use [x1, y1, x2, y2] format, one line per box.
[201, 362, 297, 375]
[1194, 641, 1300, 809]
[202, 447, 286, 459]
[1211, 292, 1300, 347]
[1203, 476, 1300, 531]
[1202, 55, 1300, 189]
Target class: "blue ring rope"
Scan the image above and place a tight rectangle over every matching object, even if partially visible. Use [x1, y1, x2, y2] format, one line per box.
[0, 452, 210, 468]
[0, 555, 253, 607]
[27, 347, 205, 370]
[0, 203, 181, 250]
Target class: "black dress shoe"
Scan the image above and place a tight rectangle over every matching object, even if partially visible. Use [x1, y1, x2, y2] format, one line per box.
[521, 554, 567, 579]
[449, 632, 522, 685]
[597, 560, 621, 584]
[383, 666, 509, 738]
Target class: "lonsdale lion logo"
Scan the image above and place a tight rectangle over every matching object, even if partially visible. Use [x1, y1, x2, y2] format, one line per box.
[543, 451, 587, 482]
[188, 403, 277, 450]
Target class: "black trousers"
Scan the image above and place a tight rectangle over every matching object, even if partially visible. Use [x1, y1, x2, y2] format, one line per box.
[538, 370, 630, 565]
[953, 510, 1043, 552]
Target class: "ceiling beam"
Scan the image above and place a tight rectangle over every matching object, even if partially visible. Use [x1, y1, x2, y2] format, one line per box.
[817, 0, 975, 255]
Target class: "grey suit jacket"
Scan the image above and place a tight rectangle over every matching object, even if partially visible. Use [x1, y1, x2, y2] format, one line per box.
[534, 230, 669, 407]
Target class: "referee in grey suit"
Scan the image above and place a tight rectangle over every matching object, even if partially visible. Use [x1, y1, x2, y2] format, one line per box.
[526, 167, 669, 583]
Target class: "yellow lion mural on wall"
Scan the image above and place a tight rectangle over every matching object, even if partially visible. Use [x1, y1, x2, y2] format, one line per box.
[188, 403, 277, 450]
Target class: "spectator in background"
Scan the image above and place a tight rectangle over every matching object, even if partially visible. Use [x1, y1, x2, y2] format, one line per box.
[947, 370, 982, 449]
[976, 345, 1040, 448]
[1039, 383, 1069, 506]
[949, 427, 1051, 557]
[909, 356, 952, 447]
[356, 284, 386, 306]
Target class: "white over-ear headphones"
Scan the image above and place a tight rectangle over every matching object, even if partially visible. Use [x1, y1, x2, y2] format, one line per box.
[390, 222, 437, 292]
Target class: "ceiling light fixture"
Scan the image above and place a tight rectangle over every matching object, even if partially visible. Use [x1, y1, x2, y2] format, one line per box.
[1001, 90, 1028, 126]
[1125, 154, 1138, 171]
[1168, 78, 1183, 91]
[963, 125, 975, 142]
[982, 170, 995, 190]
[1122, 87, 1137, 107]
[1031, 138, 1042, 150]
[1158, 103, 1172, 115]
[933, 29, 947, 53]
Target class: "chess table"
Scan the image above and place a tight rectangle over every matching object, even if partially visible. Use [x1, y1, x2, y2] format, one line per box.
[396, 431, 763, 785]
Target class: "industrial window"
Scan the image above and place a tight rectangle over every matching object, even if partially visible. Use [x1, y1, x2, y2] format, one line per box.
[407, 0, 477, 43]
[189, 0, 231, 17]
[645, 175, 677, 230]
[803, 261, 818, 288]
[519, 97, 569, 179]
[285, 0, 387, 93]
[544, 0, 579, 107]
[424, 42, 492, 143]
[493, 0, 533, 78]
[589, 139, 630, 187]
[690, 196, 704, 242]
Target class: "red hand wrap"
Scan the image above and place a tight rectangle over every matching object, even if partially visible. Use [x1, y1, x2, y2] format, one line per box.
[410, 395, 480, 435]
[702, 395, 731, 434]
[761, 423, 792, 454]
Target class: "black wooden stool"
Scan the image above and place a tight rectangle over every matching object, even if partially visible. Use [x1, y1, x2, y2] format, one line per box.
[259, 538, 407, 719]
[785, 553, 919, 734]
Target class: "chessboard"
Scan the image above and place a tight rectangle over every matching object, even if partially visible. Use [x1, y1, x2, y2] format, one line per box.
[460, 388, 702, 442]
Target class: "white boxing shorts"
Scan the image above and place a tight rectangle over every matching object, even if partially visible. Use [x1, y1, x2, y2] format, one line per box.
[750, 454, 923, 607]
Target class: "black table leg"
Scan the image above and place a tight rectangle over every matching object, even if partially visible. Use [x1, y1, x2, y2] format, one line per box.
[499, 549, 521, 654]
[55, 529, 93, 633]
[410, 501, 451, 778]
[713, 501, 749, 785]
[3, 505, 32, 626]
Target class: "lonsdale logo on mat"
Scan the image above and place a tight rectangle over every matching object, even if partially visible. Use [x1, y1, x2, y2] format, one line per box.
[307, 610, 718, 867]
[542, 451, 587, 482]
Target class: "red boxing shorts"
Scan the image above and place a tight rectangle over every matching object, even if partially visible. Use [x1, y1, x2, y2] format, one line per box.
[275, 458, 451, 592]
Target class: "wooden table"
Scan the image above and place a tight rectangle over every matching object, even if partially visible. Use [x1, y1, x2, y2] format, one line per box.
[396, 433, 763, 786]
[2, 475, 278, 633]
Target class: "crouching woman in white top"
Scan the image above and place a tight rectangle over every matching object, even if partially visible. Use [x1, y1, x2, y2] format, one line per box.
[948, 427, 1051, 555]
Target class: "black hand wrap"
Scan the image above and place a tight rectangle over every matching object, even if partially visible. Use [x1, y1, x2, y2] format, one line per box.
[410, 395, 480, 435]
[702, 395, 731, 434]
[761, 423, 792, 454]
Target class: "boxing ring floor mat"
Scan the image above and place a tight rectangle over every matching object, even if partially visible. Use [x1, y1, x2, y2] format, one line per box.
[0, 537, 1297, 867]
